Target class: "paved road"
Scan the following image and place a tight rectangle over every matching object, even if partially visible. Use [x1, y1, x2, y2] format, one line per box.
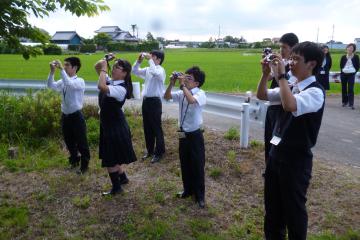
[89, 95, 360, 168]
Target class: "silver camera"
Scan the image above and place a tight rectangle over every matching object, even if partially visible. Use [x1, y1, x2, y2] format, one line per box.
[104, 54, 115, 61]
[263, 47, 275, 62]
[171, 71, 183, 80]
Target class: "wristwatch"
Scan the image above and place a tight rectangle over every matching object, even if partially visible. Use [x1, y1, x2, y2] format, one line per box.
[277, 73, 287, 80]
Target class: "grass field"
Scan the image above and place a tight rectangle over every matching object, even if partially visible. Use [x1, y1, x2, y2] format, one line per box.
[1, 49, 357, 94]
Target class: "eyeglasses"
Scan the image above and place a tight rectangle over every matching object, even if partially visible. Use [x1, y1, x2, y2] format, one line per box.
[113, 65, 124, 70]
[185, 74, 195, 81]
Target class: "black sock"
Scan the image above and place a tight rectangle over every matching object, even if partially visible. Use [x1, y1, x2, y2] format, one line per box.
[119, 172, 128, 181]
[109, 172, 121, 191]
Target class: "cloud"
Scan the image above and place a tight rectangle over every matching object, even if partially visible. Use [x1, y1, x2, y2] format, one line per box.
[27, 0, 360, 43]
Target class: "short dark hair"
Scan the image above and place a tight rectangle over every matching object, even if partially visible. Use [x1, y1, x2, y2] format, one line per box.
[150, 50, 165, 65]
[185, 66, 205, 87]
[279, 33, 299, 48]
[64, 57, 81, 72]
[346, 43, 356, 52]
[291, 41, 324, 75]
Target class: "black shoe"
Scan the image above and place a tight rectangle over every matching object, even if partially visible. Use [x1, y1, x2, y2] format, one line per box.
[102, 187, 123, 196]
[177, 191, 192, 199]
[76, 167, 88, 175]
[198, 200, 205, 208]
[350, 106, 355, 110]
[151, 155, 162, 164]
[342, 103, 347, 107]
[119, 172, 129, 185]
[142, 153, 153, 160]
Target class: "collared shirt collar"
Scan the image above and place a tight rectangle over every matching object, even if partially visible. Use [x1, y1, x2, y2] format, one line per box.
[112, 80, 125, 85]
[190, 87, 200, 95]
[69, 74, 77, 80]
[296, 75, 316, 91]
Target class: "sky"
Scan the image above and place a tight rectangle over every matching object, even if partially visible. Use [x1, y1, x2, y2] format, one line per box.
[28, 0, 359, 43]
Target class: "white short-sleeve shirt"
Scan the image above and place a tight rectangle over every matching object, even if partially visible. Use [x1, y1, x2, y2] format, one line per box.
[171, 87, 206, 132]
[267, 76, 324, 117]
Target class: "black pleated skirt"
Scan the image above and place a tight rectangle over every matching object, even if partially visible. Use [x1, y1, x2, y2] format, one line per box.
[99, 119, 137, 167]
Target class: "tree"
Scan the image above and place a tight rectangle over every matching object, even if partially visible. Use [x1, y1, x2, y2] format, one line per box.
[156, 37, 165, 44]
[81, 38, 95, 44]
[146, 32, 155, 42]
[0, 0, 109, 59]
[94, 33, 112, 50]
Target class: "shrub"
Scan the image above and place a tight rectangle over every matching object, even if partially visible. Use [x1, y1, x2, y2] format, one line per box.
[106, 41, 159, 52]
[80, 44, 96, 53]
[68, 44, 80, 51]
[209, 167, 222, 179]
[0, 90, 61, 145]
[86, 117, 99, 147]
[43, 44, 62, 55]
[224, 127, 240, 140]
[0, 41, 21, 54]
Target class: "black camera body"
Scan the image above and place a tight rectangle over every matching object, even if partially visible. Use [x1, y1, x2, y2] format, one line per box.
[171, 71, 183, 80]
[104, 54, 115, 61]
[263, 47, 274, 62]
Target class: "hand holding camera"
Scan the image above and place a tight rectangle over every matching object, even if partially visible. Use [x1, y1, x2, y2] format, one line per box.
[49, 60, 62, 71]
[137, 52, 149, 63]
[269, 55, 286, 81]
[170, 71, 184, 85]
[104, 53, 116, 62]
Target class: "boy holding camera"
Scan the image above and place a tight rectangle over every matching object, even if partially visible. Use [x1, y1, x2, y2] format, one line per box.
[261, 33, 299, 166]
[132, 50, 166, 163]
[47, 57, 90, 174]
[164, 66, 207, 208]
[257, 42, 325, 240]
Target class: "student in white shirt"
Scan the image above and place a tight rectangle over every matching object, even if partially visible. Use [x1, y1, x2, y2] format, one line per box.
[94, 56, 137, 195]
[164, 66, 207, 209]
[257, 42, 325, 240]
[263, 33, 299, 166]
[132, 50, 166, 163]
[47, 57, 90, 174]
[340, 43, 359, 109]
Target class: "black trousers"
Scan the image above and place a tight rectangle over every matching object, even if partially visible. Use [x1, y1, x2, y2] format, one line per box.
[142, 97, 165, 156]
[341, 73, 356, 106]
[61, 111, 90, 167]
[179, 129, 205, 201]
[264, 148, 312, 240]
[264, 105, 282, 165]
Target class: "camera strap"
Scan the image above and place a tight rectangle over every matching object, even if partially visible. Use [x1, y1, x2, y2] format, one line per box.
[106, 60, 112, 78]
[180, 95, 190, 131]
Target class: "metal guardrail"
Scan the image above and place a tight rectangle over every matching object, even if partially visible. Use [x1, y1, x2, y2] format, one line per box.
[0, 79, 268, 124]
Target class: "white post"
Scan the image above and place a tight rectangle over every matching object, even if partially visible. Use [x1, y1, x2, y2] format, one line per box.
[240, 103, 250, 148]
[132, 82, 141, 99]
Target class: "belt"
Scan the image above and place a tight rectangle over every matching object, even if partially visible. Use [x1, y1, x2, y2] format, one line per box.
[143, 96, 160, 99]
[62, 110, 81, 117]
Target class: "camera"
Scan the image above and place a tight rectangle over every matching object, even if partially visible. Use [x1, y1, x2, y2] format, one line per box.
[171, 71, 183, 80]
[104, 54, 115, 61]
[263, 47, 275, 62]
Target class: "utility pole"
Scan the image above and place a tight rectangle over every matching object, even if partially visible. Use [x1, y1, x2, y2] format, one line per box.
[316, 27, 319, 43]
[330, 24, 335, 49]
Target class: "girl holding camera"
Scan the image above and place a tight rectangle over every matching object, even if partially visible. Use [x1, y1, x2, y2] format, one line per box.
[94, 55, 137, 195]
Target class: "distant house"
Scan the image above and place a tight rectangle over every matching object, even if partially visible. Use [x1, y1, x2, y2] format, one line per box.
[326, 40, 347, 50]
[272, 37, 280, 44]
[94, 26, 139, 43]
[51, 31, 82, 45]
[355, 38, 360, 50]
